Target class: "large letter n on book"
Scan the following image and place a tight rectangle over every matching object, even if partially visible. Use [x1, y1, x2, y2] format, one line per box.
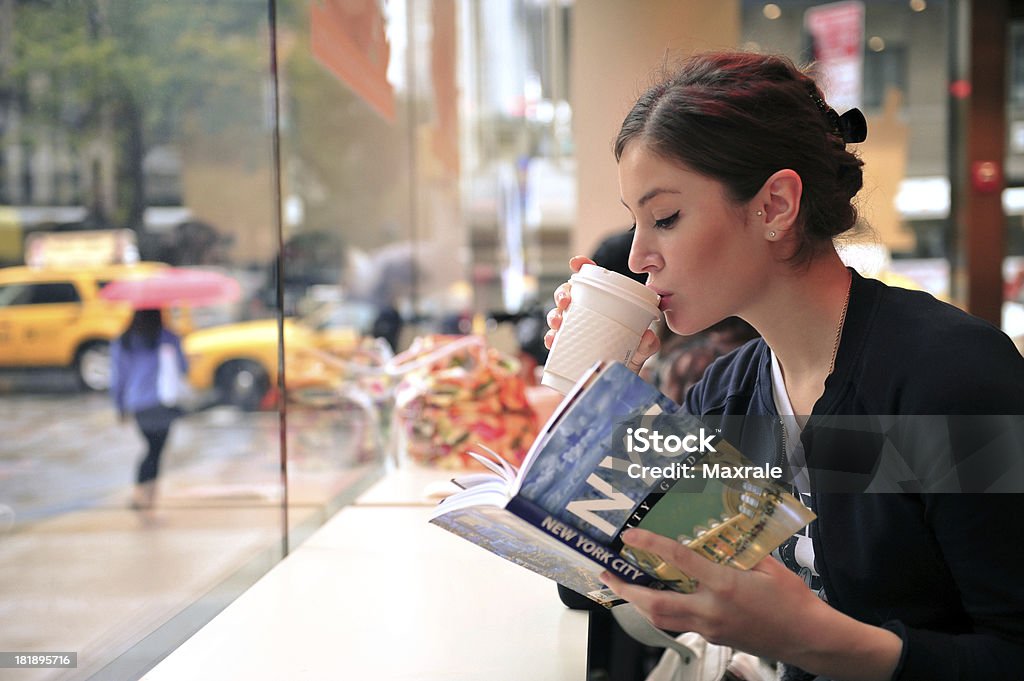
[565, 474, 633, 536]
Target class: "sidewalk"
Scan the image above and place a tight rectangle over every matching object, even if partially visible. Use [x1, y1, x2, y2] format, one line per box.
[0, 433, 379, 681]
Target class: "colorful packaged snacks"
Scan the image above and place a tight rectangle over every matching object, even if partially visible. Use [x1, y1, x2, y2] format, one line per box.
[393, 335, 538, 470]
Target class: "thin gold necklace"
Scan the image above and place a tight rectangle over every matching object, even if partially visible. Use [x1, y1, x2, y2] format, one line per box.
[779, 273, 852, 468]
[828, 273, 852, 375]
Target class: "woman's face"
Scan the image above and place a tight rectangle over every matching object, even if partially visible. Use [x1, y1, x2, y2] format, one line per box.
[620, 142, 769, 335]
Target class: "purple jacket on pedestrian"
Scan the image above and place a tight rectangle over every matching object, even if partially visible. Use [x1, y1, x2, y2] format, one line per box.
[110, 329, 187, 415]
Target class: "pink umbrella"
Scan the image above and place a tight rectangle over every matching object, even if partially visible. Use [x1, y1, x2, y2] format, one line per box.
[98, 268, 241, 309]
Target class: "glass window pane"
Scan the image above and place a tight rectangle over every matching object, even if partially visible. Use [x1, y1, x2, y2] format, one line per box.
[0, 2, 296, 677]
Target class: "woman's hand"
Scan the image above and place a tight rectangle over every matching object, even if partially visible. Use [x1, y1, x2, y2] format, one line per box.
[601, 529, 902, 681]
[543, 256, 660, 374]
[602, 529, 818, 658]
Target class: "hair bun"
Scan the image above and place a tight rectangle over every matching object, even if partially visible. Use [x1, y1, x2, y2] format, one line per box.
[838, 108, 867, 144]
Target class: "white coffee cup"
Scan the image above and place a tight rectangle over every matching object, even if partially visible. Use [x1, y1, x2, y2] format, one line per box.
[541, 264, 661, 394]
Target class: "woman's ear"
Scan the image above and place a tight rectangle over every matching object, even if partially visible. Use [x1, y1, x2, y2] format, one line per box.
[752, 169, 802, 241]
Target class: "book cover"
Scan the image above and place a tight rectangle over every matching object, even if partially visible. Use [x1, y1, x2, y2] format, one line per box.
[429, 361, 815, 605]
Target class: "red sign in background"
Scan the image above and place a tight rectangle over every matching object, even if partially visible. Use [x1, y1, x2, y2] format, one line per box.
[805, 1, 865, 112]
[311, 0, 396, 122]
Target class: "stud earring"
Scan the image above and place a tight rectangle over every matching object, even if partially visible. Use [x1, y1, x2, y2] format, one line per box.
[756, 210, 763, 216]
[769, 231, 777, 238]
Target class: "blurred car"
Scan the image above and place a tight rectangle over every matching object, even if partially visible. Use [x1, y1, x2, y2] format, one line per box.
[183, 300, 384, 410]
[0, 261, 170, 390]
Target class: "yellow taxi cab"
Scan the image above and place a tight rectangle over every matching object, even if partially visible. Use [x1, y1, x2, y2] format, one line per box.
[0, 261, 169, 390]
[183, 302, 379, 410]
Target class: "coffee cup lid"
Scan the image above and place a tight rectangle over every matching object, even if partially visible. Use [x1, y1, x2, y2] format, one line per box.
[572, 264, 660, 311]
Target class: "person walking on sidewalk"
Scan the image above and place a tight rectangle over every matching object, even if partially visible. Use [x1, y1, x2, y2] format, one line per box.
[111, 309, 188, 510]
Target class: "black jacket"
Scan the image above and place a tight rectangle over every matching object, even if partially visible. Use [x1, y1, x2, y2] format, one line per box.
[684, 270, 1024, 681]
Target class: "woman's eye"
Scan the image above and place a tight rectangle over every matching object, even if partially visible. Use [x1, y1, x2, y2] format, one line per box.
[653, 211, 680, 229]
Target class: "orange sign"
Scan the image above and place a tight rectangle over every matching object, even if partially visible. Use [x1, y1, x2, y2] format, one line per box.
[311, 0, 395, 122]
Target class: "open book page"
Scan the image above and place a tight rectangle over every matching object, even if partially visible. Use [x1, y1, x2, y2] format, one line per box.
[465, 444, 518, 482]
[442, 445, 519, 501]
[434, 476, 511, 512]
[430, 504, 624, 606]
[449, 472, 505, 490]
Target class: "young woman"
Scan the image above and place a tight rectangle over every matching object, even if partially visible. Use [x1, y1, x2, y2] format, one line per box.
[546, 52, 1024, 681]
[111, 309, 188, 510]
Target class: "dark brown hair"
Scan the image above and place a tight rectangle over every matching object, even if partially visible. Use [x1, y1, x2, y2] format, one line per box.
[615, 51, 864, 265]
[121, 309, 164, 351]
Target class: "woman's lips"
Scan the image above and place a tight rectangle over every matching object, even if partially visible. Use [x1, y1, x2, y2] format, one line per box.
[647, 286, 672, 311]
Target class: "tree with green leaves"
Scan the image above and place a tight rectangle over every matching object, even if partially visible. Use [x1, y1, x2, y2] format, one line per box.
[7, 0, 270, 232]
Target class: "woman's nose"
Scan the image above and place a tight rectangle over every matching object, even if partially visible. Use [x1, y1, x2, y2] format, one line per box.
[628, 233, 661, 276]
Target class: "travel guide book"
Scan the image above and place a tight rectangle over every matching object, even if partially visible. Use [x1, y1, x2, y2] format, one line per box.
[428, 361, 816, 606]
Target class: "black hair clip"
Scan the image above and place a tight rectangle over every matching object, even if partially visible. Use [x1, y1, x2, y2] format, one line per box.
[808, 86, 867, 143]
[837, 108, 867, 144]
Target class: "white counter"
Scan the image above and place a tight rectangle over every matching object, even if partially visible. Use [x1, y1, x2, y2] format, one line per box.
[142, 504, 588, 680]
[352, 463, 463, 506]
